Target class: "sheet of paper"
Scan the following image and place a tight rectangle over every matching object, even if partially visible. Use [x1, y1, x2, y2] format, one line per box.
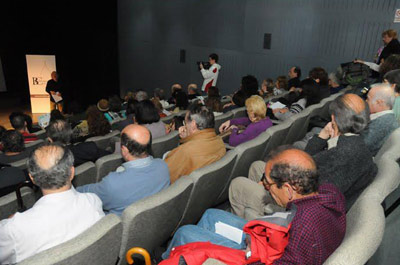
[52, 94, 63, 103]
[269, 101, 287, 110]
[215, 222, 243, 244]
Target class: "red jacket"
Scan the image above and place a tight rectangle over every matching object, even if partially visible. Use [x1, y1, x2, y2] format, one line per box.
[160, 210, 295, 265]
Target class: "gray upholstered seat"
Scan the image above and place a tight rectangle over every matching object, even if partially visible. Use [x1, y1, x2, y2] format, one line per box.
[95, 153, 124, 182]
[0, 187, 36, 220]
[231, 106, 246, 119]
[214, 112, 233, 134]
[18, 214, 122, 265]
[178, 151, 237, 226]
[318, 91, 344, 120]
[85, 130, 121, 150]
[9, 158, 29, 170]
[263, 120, 292, 158]
[375, 127, 400, 163]
[151, 131, 179, 158]
[161, 114, 175, 125]
[323, 195, 385, 265]
[25, 139, 44, 149]
[119, 177, 194, 265]
[33, 129, 47, 140]
[215, 133, 270, 205]
[73, 161, 97, 187]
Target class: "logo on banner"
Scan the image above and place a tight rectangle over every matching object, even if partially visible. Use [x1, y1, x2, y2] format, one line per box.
[32, 77, 47, 85]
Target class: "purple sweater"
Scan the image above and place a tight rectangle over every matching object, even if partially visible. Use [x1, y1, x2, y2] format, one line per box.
[229, 117, 273, 147]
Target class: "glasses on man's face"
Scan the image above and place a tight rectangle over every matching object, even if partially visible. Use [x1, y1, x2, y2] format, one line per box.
[261, 173, 277, 190]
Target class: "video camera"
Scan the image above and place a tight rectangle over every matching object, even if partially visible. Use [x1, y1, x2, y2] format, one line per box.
[197, 61, 211, 70]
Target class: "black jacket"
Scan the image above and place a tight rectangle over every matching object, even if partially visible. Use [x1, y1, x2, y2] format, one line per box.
[378, 39, 400, 64]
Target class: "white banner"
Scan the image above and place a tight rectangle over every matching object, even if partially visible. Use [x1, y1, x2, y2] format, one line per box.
[26, 54, 56, 113]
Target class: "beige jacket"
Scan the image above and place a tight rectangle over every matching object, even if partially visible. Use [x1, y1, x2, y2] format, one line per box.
[165, 128, 226, 183]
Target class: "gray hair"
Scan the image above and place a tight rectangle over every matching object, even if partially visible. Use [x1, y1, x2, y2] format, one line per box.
[187, 104, 215, 130]
[328, 72, 340, 85]
[370, 83, 396, 109]
[329, 94, 370, 134]
[28, 143, 74, 190]
[135, 91, 149, 102]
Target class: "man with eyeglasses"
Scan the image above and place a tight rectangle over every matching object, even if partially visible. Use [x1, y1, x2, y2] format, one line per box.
[161, 148, 346, 265]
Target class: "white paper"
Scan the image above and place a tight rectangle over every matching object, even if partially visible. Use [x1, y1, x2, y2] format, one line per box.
[269, 101, 287, 110]
[215, 222, 243, 244]
[52, 94, 63, 103]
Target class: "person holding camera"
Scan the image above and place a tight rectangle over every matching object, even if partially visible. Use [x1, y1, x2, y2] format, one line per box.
[199, 53, 221, 93]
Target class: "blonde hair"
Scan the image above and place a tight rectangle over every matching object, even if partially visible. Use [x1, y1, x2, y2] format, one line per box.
[245, 95, 267, 121]
[382, 29, 397, 39]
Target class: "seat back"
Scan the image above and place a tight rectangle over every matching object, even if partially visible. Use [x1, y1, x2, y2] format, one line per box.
[161, 114, 175, 125]
[375, 127, 400, 163]
[323, 196, 385, 265]
[215, 133, 270, 205]
[231, 107, 247, 119]
[0, 187, 36, 220]
[119, 177, 193, 264]
[178, 151, 237, 226]
[151, 131, 179, 159]
[9, 158, 29, 170]
[18, 214, 122, 265]
[86, 130, 121, 150]
[318, 92, 344, 120]
[73, 162, 97, 187]
[25, 139, 44, 149]
[34, 129, 47, 140]
[95, 153, 124, 182]
[214, 112, 233, 134]
[263, 120, 292, 158]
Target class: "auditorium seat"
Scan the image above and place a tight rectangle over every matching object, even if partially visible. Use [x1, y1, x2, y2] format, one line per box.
[0, 186, 36, 220]
[151, 131, 179, 159]
[214, 112, 233, 134]
[9, 158, 29, 170]
[323, 195, 385, 265]
[263, 120, 292, 158]
[85, 130, 121, 150]
[18, 214, 122, 265]
[73, 161, 97, 187]
[215, 132, 271, 205]
[161, 115, 175, 125]
[25, 139, 45, 149]
[178, 151, 237, 226]
[375, 127, 400, 163]
[95, 153, 124, 182]
[231, 107, 247, 119]
[119, 177, 193, 265]
[33, 129, 47, 140]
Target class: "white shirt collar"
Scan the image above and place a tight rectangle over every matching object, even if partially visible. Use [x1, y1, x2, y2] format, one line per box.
[327, 133, 357, 149]
[370, 109, 394, 120]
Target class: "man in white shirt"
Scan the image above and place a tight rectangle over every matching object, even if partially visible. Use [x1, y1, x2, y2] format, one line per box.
[0, 143, 105, 264]
[200, 53, 221, 93]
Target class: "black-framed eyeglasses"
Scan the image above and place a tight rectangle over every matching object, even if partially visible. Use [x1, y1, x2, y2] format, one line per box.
[261, 173, 277, 190]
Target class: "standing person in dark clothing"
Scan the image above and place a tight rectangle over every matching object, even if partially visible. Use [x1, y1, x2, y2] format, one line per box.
[46, 71, 63, 112]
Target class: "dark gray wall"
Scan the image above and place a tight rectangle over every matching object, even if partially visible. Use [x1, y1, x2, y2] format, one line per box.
[118, 0, 400, 96]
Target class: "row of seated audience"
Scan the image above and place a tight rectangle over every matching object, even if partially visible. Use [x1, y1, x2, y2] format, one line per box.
[1, 63, 400, 264]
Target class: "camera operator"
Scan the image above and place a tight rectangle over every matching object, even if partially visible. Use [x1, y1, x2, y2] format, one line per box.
[199, 53, 221, 93]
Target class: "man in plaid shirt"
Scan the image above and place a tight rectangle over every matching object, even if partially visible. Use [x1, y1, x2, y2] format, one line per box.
[162, 148, 346, 265]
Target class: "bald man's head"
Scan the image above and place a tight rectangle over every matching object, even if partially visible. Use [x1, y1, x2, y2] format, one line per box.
[367, 83, 395, 113]
[121, 124, 152, 159]
[28, 143, 74, 190]
[266, 148, 318, 195]
[171, 83, 182, 93]
[328, 93, 370, 134]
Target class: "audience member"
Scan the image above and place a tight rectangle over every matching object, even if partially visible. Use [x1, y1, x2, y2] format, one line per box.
[219, 95, 273, 146]
[205, 86, 223, 116]
[0, 130, 31, 164]
[77, 124, 170, 215]
[260, 78, 274, 98]
[135, 100, 167, 139]
[273, 79, 320, 121]
[309, 67, 330, 100]
[362, 83, 399, 155]
[154, 88, 169, 109]
[379, 54, 400, 80]
[9, 112, 38, 143]
[109, 95, 126, 119]
[329, 72, 344, 94]
[273, 76, 288, 96]
[67, 100, 86, 128]
[162, 148, 346, 265]
[168, 84, 183, 104]
[135, 90, 149, 102]
[229, 94, 377, 218]
[166, 115, 185, 134]
[0, 143, 105, 263]
[187, 84, 200, 100]
[50, 109, 65, 123]
[114, 99, 136, 131]
[223, 90, 246, 113]
[383, 69, 400, 121]
[87, 105, 112, 137]
[152, 98, 168, 118]
[288, 66, 301, 89]
[173, 90, 189, 113]
[241, 75, 259, 98]
[46, 120, 110, 166]
[165, 105, 226, 183]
